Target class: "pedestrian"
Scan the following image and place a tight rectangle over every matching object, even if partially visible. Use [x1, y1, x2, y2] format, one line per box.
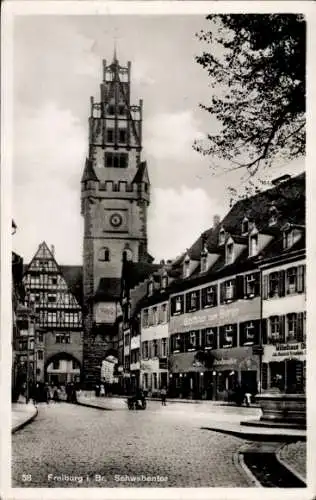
[160, 387, 167, 406]
[100, 383, 105, 397]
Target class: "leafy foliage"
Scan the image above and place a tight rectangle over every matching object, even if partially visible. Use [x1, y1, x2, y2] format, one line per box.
[194, 14, 306, 178]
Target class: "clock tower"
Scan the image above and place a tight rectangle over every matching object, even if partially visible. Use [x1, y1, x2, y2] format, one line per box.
[81, 53, 150, 385]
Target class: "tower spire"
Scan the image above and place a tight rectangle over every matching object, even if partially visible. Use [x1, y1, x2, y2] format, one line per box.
[113, 39, 118, 63]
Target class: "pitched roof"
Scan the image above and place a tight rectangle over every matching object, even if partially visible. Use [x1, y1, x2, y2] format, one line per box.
[132, 161, 150, 184]
[81, 158, 98, 183]
[60, 265, 83, 305]
[93, 277, 122, 301]
[123, 260, 160, 290]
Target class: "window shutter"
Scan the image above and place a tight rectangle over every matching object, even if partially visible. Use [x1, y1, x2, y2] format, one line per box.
[279, 315, 285, 341]
[279, 270, 285, 297]
[201, 288, 206, 308]
[233, 324, 238, 346]
[236, 275, 244, 299]
[220, 282, 225, 303]
[219, 326, 224, 347]
[214, 285, 218, 306]
[297, 265, 305, 293]
[262, 275, 268, 300]
[254, 273, 260, 296]
[297, 312, 304, 341]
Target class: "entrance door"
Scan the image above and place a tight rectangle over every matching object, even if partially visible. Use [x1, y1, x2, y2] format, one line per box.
[241, 370, 257, 394]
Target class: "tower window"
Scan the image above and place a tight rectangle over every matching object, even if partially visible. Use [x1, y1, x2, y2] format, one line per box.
[105, 152, 128, 168]
[118, 129, 127, 143]
[108, 105, 115, 115]
[107, 129, 114, 143]
[99, 247, 110, 262]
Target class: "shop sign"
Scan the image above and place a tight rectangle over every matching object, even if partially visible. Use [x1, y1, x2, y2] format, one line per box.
[94, 302, 116, 324]
[263, 343, 306, 363]
[169, 299, 260, 334]
[140, 361, 156, 372]
[213, 358, 237, 367]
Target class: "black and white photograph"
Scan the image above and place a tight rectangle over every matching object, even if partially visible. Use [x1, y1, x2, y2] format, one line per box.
[1, 1, 315, 498]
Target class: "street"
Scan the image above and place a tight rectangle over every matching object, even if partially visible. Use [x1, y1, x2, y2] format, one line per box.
[12, 401, 255, 488]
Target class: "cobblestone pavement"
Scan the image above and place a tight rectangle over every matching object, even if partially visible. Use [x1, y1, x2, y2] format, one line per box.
[12, 402, 253, 488]
[278, 441, 306, 480]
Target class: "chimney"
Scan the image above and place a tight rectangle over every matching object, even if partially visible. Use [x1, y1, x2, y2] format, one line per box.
[51, 245, 55, 256]
[213, 214, 220, 228]
[160, 259, 165, 266]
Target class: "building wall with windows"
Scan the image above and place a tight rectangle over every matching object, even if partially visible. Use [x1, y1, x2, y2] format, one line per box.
[169, 271, 261, 400]
[260, 256, 306, 393]
[140, 301, 169, 395]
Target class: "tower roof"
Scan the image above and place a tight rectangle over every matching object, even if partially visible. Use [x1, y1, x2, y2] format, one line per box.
[81, 158, 98, 183]
[132, 161, 150, 184]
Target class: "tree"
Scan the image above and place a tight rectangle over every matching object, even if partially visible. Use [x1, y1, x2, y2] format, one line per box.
[194, 14, 305, 179]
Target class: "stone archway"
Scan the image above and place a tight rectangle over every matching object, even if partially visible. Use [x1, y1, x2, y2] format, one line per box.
[44, 352, 81, 385]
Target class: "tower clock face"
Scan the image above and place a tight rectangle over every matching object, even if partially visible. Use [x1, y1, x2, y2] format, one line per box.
[110, 213, 123, 228]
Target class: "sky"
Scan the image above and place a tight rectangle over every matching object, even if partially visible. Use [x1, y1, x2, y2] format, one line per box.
[11, 13, 305, 265]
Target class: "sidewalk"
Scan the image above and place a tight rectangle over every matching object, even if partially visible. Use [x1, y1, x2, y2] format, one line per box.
[12, 402, 38, 434]
[277, 441, 307, 483]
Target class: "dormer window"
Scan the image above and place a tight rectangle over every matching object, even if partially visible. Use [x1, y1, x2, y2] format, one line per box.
[219, 227, 226, 246]
[283, 226, 294, 250]
[183, 253, 190, 278]
[249, 234, 258, 257]
[241, 217, 249, 235]
[161, 275, 168, 290]
[200, 245, 208, 273]
[269, 205, 278, 226]
[226, 242, 234, 265]
[148, 280, 154, 297]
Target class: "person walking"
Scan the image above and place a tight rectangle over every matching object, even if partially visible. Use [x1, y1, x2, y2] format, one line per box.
[160, 387, 167, 406]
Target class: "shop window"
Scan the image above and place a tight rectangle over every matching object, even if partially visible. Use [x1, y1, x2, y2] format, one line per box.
[202, 285, 217, 308]
[262, 363, 268, 391]
[161, 338, 167, 357]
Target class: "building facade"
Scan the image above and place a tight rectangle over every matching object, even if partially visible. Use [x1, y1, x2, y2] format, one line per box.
[128, 173, 306, 401]
[22, 242, 83, 385]
[81, 53, 151, 386]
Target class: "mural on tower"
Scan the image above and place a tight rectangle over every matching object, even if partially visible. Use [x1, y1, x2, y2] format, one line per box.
[81, 53, 151, 385]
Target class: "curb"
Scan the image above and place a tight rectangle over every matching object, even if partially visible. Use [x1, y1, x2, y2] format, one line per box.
[12, 407, 38, 434]
[76, 401, 113, 411]
[233, 446, 262, 488]
[200, 425, 306, 442]
[276, 443, 306, 486]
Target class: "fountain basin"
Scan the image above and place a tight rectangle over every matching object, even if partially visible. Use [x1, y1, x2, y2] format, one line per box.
[255, 392, 306, 429]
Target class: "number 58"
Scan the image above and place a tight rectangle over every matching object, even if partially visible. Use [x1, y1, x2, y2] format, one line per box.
[22, 474, 32, 482]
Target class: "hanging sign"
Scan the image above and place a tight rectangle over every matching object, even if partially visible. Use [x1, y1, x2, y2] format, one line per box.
[94, 302, 116, 324]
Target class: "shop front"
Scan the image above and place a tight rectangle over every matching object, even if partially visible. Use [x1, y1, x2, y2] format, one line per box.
[212, 347, 259, 401]
[262, 342, 306, 393]
[168, 352, 212, 399]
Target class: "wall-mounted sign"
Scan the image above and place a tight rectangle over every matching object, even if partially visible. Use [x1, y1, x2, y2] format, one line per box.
[94, 302, 116, 324]
[169, 299, 260, 334]
[263, 343, 306, 363]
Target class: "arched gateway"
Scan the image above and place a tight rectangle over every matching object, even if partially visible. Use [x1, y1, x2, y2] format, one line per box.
[45, 352, 81, 385]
